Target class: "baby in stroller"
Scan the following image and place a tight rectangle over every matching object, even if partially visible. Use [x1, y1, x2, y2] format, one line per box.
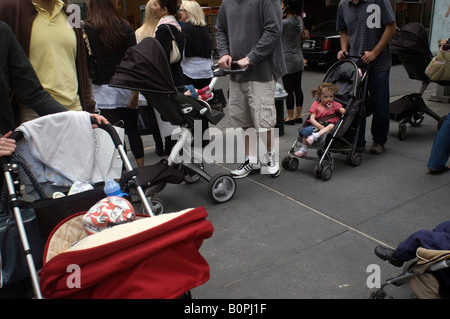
[294, 82, 346, 157]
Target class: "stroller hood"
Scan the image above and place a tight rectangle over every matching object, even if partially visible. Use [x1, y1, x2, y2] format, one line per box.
[322, 60, 360, 105]
[391, 23, 432, 57]
[39, 207, 214, 299]
[110, 37, 176, 94]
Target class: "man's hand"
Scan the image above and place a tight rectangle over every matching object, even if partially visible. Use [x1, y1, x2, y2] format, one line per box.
[218, 54, 232, 69]
[337, 50, 348, 60]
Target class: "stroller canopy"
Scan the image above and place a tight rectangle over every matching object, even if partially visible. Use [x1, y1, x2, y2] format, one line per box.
[322, 60, 360, 105]
[391, 23, 432, 58]
[110, 37, 176, 94]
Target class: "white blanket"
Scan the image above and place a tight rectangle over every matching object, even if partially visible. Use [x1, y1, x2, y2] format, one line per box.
[17, 111, 104, 184]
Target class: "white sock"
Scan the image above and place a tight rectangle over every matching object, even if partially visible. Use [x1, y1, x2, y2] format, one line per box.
[300, 145, 308, 152]
[312, 132, 320, 140]
[248, 155, 258, 164]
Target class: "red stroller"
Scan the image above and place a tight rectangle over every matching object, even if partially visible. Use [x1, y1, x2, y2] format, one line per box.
[1, 111, 213, 299]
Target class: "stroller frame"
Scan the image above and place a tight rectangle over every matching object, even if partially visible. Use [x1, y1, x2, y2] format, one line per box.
[368, 248, 450, 299]
[281, 59, 369, 181]
[389, 23, 449, 140]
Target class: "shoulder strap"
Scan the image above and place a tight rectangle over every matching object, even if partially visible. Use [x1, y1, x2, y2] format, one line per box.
[164, 24, 176, 40]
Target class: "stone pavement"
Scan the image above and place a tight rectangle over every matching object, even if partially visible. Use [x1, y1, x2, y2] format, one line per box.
[132, 87, 449, 300]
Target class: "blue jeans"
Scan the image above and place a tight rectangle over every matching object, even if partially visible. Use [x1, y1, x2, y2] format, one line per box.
[358, 70, 391, 146]
[427, 112, 450, 171]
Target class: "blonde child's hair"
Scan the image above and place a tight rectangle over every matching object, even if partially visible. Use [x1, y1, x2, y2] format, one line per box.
[311, 82, 338, 98]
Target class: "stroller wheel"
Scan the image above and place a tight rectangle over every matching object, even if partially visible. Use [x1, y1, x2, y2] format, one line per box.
[314, 165, 322, 179]
[207, 174, 237, 203]
[321, 165, 333, 181]
[408, 111, 424, 127]
[398, 124, 406, 140]
[281, 156, 290, 170]
[140, 197, 165, 215]
[347, 153, 362, 167]
[179, 163, 204, 184]
[289, 157, 299, 171]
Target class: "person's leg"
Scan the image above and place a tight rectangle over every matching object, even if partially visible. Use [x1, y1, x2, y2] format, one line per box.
[282, 74, 295, 123]
[120, 108, 145, 167]
[427, 112, 450, 173]
[248, 80, 279, 177]
[368, 70, 390, 153]
[292, 70, 304, 122]
[228, 81, 260, 178]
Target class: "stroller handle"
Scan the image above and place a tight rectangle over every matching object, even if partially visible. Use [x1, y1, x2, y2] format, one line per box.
[91, 118, 123, 148]
[212, 62, 248, 76]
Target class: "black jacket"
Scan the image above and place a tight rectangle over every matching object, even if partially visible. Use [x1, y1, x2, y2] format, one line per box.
[83, 21, 136, 85]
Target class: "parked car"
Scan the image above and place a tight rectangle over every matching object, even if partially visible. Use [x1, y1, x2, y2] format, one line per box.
[302, 19, 340, 67]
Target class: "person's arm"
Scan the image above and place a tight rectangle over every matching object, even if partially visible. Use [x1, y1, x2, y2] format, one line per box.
[6, 23, 67, 116]
[245, 0, 283, 66]
[338, 30, 349, 60]
[362, 21, 397, 64]
[215, 5, 232, 69]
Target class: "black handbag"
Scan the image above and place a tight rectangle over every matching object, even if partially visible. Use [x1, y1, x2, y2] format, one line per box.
[0, 208, 45, 288]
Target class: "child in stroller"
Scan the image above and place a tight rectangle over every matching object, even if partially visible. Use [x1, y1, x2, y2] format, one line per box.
[294, 83, 346, 158]
[370, 221, 450, 299]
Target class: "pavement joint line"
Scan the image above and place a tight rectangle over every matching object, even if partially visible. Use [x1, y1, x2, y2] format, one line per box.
[199, 150, 395, 250]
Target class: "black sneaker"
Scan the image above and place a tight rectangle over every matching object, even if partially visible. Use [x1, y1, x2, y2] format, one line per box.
[231, 159, 261, 179]
[374, 245, 403, 267]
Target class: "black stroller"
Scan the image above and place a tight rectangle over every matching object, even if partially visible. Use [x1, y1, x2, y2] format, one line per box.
[390, 23, 449, 140]
[110, 37, 238, 203]
[281, 59, 369, 181]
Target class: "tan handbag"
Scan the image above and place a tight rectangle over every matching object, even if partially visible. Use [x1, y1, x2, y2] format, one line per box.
[165, 24, 181, 64]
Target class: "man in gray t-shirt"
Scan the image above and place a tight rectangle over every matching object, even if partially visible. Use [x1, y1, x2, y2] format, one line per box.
[216, 0, 286, 178]
[336, 0, 396, 154]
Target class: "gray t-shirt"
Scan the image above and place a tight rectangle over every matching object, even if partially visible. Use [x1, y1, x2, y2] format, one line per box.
[336, 0, 395, 72]
[216, 0, 287, 82]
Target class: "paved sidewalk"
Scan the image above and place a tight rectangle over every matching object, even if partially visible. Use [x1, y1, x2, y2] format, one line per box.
[135, 91, 449, 299]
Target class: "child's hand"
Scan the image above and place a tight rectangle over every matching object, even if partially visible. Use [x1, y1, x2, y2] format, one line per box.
[340, 108, 346, 115]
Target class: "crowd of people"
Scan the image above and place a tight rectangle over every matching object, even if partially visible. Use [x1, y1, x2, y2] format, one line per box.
[0, 0, 449, 298]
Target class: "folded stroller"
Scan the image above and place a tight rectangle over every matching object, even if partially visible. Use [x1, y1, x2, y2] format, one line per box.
[281, 59, 369, 181]
[368, 248, 450, 299]
[1, 111, 213, 299]
[110, 36, 237, 203]
[389, 23, 450, 140]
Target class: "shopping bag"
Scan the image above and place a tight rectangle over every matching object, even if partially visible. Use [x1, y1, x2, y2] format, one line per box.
[92, 126, 124, 180]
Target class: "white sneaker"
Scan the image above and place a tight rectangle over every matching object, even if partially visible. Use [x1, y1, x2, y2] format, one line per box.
[230, 158, 261, 179]
[265, 151, 280, 177]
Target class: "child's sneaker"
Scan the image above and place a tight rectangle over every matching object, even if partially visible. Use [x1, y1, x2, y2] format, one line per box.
[231, 158, 261, 179]
[306, 135, 317, 145]
[294, 150, 307, 157]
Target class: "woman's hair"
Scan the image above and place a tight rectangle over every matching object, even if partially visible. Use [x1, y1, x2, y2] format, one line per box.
[138, 1, 159, 39]
[182, 0, 207, 27]
[282, 0, 302, 16]
[86, 0, 128, 51]
[157, 0, 181, 20]
[311, 82, 338, 97]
